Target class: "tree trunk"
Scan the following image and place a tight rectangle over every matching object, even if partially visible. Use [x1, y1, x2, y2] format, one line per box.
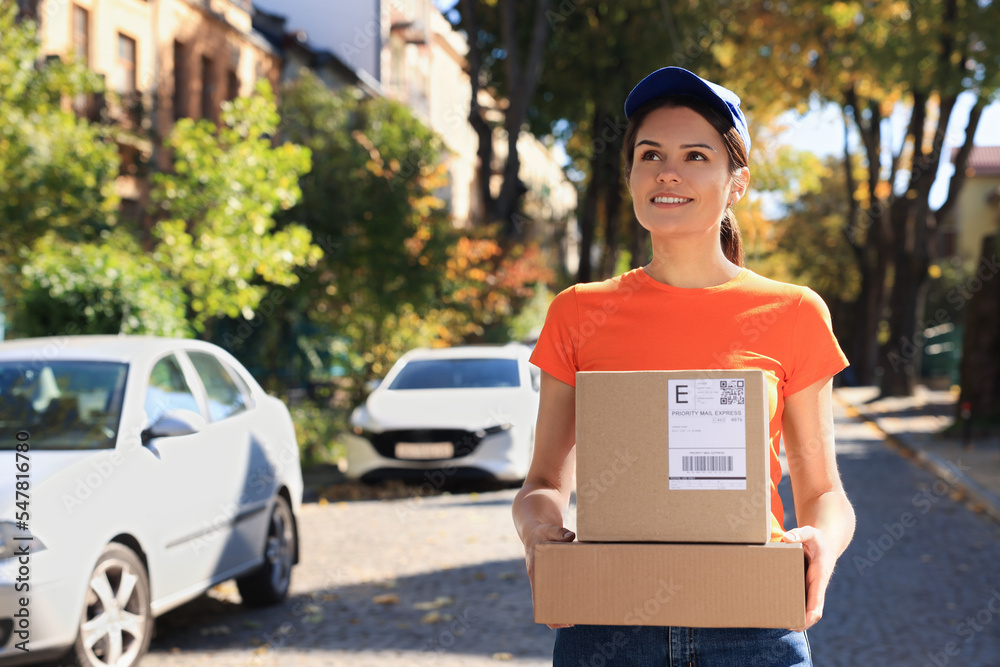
[576, 106, 606, 284]
[459, 0, 496, 224]
[878, 200, 926, 396]
[957, 235, 1000, 424]
[599, 146, 623, 279]
[843, 87, 891, 386]
[496, 0, 552, 239]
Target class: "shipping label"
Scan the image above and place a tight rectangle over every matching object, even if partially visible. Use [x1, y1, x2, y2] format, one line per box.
[667, 378, 747, 490]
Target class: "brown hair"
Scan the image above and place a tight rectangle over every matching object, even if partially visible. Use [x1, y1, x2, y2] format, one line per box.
[623, 95, 748, 267]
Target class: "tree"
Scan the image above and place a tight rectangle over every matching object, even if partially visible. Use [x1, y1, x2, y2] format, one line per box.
[277, 73, 458, 400]
[273, 73, 554, 403]
[0, 1, 119, 312]
[150, 80, 321, 336]
[755, 152, 862, 367]
[14, 70, 321, 340]
[17, 230, 189, 337]
[452, 0, 553, 238]
[724, 0, 1000, 394]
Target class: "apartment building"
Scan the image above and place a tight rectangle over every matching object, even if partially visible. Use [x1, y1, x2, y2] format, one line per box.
[31, 0, 281, 219]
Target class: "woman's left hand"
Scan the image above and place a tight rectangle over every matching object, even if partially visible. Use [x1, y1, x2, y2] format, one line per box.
[781, 525, 836, 632]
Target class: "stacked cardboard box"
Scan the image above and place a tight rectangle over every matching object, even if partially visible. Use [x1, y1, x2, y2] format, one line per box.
[532, 370, 807, 629]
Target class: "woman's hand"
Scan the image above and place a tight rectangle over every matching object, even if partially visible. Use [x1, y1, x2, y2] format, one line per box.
[781, 525, 836, 631]
[523, 522, 576, 629]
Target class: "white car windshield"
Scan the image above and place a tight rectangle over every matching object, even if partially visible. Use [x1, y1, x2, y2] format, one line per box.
[0, 361, 128, 450]
[388, 358, 521, 390]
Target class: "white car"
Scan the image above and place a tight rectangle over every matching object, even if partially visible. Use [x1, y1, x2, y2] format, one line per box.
[0, 336, 303, 667]
[345, 344, 540, 484]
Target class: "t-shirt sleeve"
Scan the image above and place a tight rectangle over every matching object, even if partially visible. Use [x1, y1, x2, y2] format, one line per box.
[784, 288, 850, 396]
[529, 286, 580, 387]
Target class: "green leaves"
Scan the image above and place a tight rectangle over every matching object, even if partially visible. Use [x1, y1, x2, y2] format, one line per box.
[18, 230, 190, 337]
[0, 2, 120, 257]
[150, 79, 320, 331]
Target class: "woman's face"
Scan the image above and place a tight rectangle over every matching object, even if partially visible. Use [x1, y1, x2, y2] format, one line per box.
[628, 105, 748, 239]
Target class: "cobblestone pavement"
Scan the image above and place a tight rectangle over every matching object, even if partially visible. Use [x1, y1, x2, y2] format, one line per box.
[38, 396, 1000, 667]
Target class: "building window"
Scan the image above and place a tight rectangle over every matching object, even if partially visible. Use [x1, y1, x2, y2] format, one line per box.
[72, 5, 89, 65]
[173, 41, 186, 120]
[71, 5, 94, 118]
[114, 33, 136, 94]
[201, 55, 215, 121]
[226, 70, 239, 102]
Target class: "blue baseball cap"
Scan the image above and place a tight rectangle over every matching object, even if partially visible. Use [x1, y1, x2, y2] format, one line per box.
[624, 67, 751, 157]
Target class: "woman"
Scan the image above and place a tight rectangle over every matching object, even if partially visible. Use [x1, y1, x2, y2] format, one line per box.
[512, 67, 856, 666]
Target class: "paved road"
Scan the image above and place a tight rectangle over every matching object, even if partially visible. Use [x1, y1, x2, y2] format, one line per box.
[805, 403, 1000, 667]
[43, 399, 999, 666]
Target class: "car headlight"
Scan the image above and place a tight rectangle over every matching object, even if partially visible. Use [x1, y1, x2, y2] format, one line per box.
[0, 521, 46, 560]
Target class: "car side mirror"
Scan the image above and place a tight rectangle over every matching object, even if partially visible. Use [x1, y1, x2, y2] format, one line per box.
[141, 409, 207, 444]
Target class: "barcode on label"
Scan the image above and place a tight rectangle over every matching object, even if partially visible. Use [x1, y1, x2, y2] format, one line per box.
[719, 379, 745, 405]
[682, 455, 734, 472]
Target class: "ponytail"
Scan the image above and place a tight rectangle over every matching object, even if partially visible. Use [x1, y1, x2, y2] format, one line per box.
[721, 210, 745, 267]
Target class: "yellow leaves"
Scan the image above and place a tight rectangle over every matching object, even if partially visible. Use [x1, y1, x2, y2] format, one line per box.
[711, 42, 737, 69]
[874, 181, 893, 200]
[825, 1, 863, 30]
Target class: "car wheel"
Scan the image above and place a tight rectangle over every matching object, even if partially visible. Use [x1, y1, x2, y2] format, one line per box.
[236, 494, 296, 606]
[71, 543, 153, 667]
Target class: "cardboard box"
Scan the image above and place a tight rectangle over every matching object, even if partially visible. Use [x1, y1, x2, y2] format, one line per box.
[576, 370, 771, 543]
[533, 541, 806, 629]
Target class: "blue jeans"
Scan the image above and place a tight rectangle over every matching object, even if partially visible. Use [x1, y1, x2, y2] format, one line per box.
[553, 625, 812, 666]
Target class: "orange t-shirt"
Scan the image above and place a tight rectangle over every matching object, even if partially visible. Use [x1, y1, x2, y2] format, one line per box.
[529, 267, 850, 541]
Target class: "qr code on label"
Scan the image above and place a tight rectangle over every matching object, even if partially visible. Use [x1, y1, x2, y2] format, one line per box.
[719, 379, 745, 405]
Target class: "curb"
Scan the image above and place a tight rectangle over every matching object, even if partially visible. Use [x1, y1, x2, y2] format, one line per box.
[836, 396, 1000, 525]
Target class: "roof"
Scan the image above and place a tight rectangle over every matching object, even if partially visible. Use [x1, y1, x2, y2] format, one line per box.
[951, 146, 1000, 176]
[0, 335, 223, 363]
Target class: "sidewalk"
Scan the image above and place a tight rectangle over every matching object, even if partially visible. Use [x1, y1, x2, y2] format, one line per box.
[834, 386, 1000, 523]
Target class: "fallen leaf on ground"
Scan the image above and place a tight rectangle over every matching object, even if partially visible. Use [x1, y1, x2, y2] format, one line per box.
[422, 611, 442, 624]
[373, 593, 400, 605]
[492, 652, 513, 660]
[414, 596, 454, 610]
